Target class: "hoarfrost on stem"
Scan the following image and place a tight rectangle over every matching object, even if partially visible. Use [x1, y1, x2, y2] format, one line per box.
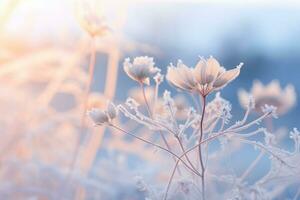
[88, 55, 299, 200]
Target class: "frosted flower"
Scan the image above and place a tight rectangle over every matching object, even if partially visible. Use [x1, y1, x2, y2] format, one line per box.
[123, 56, 160, 85]
[76, 0, 110, 37]
[166, 56, 243, 96]
[238, 80, 296, 115]
[87, 102, 117, 125]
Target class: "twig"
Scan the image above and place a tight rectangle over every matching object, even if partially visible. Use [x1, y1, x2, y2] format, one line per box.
[110, 124, 201, 176]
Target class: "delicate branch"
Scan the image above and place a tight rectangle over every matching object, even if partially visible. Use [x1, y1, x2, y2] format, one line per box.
[109, 124, 201, 176]
[228, 111, 271, 132]
[140, 83, 182, 174]
[141, 83, 153, 116]
[235, 138, 294, 168]
[164, 158, 180, 200]
[239, 151, 265, 182]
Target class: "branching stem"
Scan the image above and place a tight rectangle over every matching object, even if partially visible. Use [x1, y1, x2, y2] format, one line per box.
[110, 124, 201, 176]
[198, 95, 206, 200]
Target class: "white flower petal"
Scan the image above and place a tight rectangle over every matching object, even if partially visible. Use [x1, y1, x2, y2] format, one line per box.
[166, 62, 196, 92]
[204, 57, 221, 84]
[213, 64, 242, 89]
[194, 59, 206, 84]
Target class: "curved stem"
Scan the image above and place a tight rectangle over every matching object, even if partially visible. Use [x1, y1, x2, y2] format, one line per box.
[163, 111, 276, 198]
[141, 83, 152, 116]
[239, 118, 273, 182]
[165, 97, 199, 175]
[110, 124, 201, 176]
[236, 138, 293, 168]
[176, 136, 199, 175]
[140, 83, 183, 174]
[164, 159, 180, 200]
[198, 95, 206, 200]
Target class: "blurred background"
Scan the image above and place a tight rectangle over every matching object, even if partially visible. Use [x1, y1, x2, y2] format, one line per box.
[0, 0, 299, 199]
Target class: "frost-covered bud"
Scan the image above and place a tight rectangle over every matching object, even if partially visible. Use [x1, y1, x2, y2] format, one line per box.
[123, 56, 160, 85]
[261, 104, 278, 118]
[87, 108, 109, 125]
[87, 102, 118, 125]
[154, 72, 164, 84]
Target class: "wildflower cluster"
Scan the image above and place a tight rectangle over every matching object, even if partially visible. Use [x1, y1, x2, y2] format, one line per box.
[88, 56, 299, 200]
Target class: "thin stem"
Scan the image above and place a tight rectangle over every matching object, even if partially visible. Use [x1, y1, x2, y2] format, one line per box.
[164, 159, 180, 200]
[141, 83, 152, 116]
[230, 104, 250, 129]
[198, 95, 206, 200]
[236, 138, 293, 168]
[191, 93, 201, 112]
[164, 130, 234, 200]
[176, 136, 199, 175]
[110, 124, 201, 176]
[163, 111, 275, 198]
[140, 83, 182, 174]
[229, 111, 270, 132]
[153, 78, 159, 113]
[239, 117, 273, 182]
[165, 99, 199, 175]
[185, 111, 272, 160]
[166, 110, 275, 199]
[240, 151, 264, 182]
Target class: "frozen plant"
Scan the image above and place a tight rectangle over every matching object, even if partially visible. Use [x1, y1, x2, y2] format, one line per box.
[88, 56, 299, 200]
